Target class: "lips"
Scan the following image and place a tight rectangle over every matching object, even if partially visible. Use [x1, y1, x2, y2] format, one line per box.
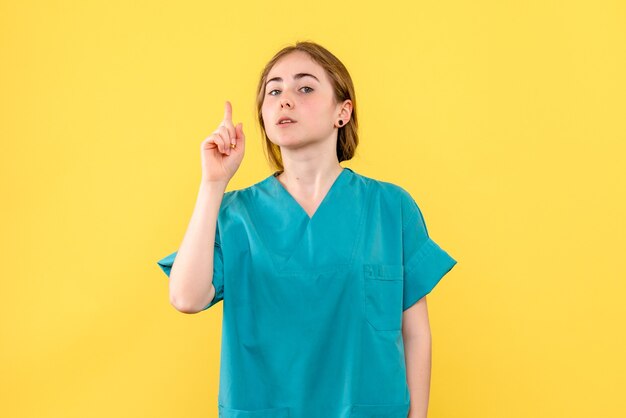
[276, 117, 297, 125]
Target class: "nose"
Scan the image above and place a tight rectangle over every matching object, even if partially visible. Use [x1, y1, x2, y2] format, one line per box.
[280, 98, 293, 109]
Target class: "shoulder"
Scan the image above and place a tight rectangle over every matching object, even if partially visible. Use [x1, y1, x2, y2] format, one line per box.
[217, 174, 274, 214]
[353, 171, 416, 206]
[216, 189, 239, 214]
[352, 171, 423, 226]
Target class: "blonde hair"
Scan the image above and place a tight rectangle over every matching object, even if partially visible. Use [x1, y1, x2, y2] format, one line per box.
[255, 41, 359, 172]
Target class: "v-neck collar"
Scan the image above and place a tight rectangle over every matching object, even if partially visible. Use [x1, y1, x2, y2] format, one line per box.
[249, 165, 366, 275]
[270, 167, 352, 222]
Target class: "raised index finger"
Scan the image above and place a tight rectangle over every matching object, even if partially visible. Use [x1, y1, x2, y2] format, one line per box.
[223, 100, 232, 123]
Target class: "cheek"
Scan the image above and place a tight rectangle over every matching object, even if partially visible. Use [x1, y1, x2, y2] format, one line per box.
[296, 100, 317, 116]
[261, 104, 271, 122]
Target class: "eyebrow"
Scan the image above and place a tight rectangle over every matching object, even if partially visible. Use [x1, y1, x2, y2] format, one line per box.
[265, 73, 320, 86]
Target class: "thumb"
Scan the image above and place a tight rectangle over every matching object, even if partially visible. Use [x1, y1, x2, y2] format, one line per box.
[236, 122, 245, 141]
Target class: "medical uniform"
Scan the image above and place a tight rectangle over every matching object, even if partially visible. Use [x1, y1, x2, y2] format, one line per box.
[157, 167, 457, 418]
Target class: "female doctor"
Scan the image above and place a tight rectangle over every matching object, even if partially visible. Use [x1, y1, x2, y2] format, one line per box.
[157, 41, 457, 418]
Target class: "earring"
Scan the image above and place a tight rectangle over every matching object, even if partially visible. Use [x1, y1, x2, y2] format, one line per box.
[338, 120, 344, 126]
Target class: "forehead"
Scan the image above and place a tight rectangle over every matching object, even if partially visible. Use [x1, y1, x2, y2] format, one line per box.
[266, 51, 326, 83]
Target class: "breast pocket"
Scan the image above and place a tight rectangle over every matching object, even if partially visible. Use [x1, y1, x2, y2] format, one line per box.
[363, 264, 404, 331]
[218, 404, 290, 417]
[351, 402, 410, 417]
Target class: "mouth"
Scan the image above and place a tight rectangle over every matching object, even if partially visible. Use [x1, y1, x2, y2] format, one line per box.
[276, 118, 297, 125]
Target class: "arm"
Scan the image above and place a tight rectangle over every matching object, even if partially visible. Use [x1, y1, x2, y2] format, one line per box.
[168, 179, 228, 313]
[402, 296, 432, 418]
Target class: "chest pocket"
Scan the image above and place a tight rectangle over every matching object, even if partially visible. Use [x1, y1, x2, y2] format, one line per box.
[218, 405, 289, 417]
[363, 264, 404, 331]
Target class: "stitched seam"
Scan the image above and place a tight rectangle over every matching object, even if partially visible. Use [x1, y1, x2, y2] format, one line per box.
[404, 238, 433, 276]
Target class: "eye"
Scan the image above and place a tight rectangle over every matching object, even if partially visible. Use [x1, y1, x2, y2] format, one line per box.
[267, 86, 314, 96]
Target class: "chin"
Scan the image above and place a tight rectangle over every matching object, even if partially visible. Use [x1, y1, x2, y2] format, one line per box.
[272, 136, 310, 150]
[270, 131, 300, 144]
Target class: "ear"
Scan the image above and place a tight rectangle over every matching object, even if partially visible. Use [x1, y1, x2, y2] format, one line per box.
[339, 99, 353, 120]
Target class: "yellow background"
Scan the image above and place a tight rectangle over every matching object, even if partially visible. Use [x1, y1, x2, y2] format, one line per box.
[1, 1, 625, 417]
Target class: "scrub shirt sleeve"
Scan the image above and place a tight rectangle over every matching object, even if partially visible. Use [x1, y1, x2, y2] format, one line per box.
[155, 224, 225, 311]
[400, 191, 457, 311]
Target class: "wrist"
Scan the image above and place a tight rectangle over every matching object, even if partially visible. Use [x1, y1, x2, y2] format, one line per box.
[200, 178, 228, 187]
[199, 179, 228, 195]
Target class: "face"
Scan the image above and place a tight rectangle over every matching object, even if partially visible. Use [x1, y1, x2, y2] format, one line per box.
[261, 51, 349, 150]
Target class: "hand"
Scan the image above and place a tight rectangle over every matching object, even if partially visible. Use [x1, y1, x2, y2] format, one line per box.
[200, 100, 245, 184]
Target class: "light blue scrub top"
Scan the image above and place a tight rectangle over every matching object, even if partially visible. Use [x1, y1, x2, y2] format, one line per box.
[157, 167, 457, 418]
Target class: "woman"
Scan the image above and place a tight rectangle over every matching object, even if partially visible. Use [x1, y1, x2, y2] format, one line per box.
[157, 41, 457, 418]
